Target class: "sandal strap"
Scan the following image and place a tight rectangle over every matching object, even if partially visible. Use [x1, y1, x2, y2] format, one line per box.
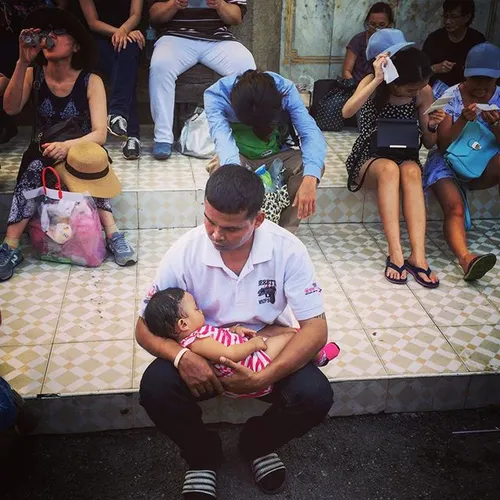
[252, 453, 286, 483]
[386, 257, 405, 274]
[182, 470, 217, 498]
[405, 261, 432, 277]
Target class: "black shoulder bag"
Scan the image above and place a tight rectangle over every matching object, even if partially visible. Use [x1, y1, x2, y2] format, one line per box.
[348, 118, 421, 192]
[17, 65, 85, 182]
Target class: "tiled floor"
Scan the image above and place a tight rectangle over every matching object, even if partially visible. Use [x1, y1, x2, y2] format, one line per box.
[1, 129, 500, 431]
[0, 223, 499, 398]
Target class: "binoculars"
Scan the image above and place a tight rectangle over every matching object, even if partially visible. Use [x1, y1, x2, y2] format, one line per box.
[21, 31, 56, 49]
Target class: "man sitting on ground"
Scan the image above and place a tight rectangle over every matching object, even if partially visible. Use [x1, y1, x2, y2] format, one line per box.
[136, 166, 334, 499]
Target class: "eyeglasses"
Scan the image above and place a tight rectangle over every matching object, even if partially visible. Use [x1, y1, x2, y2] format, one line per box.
[442, 13, 464, 20]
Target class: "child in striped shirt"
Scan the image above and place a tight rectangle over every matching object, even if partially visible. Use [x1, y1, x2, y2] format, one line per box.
[143, 287, 340, 399]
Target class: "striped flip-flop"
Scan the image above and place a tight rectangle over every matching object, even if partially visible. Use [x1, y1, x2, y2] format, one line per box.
[252, 453, 287, 494]
[181, 469, 217, 499]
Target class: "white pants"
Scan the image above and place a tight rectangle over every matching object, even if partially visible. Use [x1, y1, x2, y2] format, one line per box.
[149, 36, 256, 144]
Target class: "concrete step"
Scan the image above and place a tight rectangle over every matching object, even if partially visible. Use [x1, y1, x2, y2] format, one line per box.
[1, 129, 499, 231]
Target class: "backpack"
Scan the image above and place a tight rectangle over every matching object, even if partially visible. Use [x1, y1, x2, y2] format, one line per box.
[311, 78, 358, 131]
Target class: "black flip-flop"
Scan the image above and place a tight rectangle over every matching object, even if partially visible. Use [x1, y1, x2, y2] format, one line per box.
[404, 260, 439, 289]
[463, 254, 497, 281]
[385, 256, 407, 285]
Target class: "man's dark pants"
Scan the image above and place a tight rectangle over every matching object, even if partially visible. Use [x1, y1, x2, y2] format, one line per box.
[140, 359, 334, 469]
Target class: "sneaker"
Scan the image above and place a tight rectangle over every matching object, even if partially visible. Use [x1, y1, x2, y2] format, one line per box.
[107, 115, 128, 138]
[106, 232, 137, 267]
[0, 243, 24, 282]
[122, 137, 141, 160]
[153, 141, 172, 160]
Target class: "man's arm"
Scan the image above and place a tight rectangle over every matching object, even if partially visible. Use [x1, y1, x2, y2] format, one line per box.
[281, 76, 326, 181]
[218, 314, 327, 394]
[204, 79, 241, 165]
[150, 0, 184, 25]
[256, 314, 327, 386]
[207, 0, 243, 25]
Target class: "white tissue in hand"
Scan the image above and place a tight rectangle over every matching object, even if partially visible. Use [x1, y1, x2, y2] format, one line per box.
[382, 58, 399, 84]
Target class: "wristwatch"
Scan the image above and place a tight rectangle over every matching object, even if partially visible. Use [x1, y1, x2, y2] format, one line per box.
[427, 124, 438, 133]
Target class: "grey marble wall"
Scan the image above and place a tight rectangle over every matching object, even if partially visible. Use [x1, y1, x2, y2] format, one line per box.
[280, 0, 497, 81]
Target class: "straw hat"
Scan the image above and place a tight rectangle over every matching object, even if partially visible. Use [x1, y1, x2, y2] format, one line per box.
[56, 142, 122, 198]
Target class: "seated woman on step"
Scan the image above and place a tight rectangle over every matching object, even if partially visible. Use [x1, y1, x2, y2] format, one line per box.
[0, 7, 136, 282]
[423, 42, 500, 281]
[342, 31, 446, 288]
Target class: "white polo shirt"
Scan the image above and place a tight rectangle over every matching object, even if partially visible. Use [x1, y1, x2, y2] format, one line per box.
[139, 220, 325, 331]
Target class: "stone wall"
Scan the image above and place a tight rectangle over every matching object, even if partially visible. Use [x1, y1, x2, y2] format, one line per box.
[279, 0, 499, 83]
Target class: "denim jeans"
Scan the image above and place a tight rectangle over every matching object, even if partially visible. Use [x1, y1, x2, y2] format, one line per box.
[139, 359, 333, 470]
[95, 38, 141, 138]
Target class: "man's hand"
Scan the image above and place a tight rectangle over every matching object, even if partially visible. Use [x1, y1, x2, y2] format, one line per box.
[433, 60, 455, 74]
[178, 350, 224, 398]
[41, 141, 70, 162]
[218, 357, 264, 394]
[174, 0, 189, 8]
[292, 175, 318, 220]
[258, 324, 298, 338]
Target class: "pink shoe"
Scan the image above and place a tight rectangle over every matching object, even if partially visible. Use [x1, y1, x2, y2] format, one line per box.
[316, 342, 341, 367]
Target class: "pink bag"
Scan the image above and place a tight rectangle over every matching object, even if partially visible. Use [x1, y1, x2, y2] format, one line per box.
[27, 167, 107, 267]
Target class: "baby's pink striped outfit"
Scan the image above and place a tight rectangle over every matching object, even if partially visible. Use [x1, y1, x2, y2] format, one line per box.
[180, 325, 273, 398]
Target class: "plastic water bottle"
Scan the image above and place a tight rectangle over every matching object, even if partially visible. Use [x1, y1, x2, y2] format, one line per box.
[255, 165, 274, 193]
[146, 26, 156, 61]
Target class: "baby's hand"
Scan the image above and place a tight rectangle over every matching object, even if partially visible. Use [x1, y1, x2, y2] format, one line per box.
[230, 325, 257, 338]
[251, 336, 267, 351]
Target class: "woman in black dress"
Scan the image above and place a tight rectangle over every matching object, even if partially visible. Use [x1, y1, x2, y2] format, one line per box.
[343, 45, 446, 288]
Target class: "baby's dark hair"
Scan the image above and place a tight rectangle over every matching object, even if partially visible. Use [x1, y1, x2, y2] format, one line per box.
[143, 288, 187, 339]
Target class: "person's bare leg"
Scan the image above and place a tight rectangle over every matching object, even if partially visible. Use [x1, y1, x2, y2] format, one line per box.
[4, 219, 30, 248]
[98, 209, 118, 237]
[400, 162, 438, 284]
[359, 158, 406, 281]
[432, 178, 475, 273]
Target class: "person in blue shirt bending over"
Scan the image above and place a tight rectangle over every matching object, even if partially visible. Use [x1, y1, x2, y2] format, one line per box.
[204, 70, 327, 233]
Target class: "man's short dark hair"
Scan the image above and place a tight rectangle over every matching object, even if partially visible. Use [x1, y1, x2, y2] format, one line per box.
[443, 0, 476, 25]
[205, 165, 265, 219]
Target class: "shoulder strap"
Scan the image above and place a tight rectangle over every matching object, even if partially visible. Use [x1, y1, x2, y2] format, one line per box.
[30, 64, 42, 143]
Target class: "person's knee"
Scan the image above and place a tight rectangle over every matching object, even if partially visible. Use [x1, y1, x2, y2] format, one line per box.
[444, 200, 465, 220]
[373, 159, 399, 181]
[400, 162, 422, 185]
[225, 48, 256, 75]
[286, 366, 334, 418]
[139, 357, 180, 410]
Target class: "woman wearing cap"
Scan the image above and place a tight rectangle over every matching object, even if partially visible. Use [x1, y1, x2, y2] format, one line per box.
[343, 2, 394, 84]
[0, 8, 136, 282]
[423, 42, 500, 281]
[343, 29, 446, 288]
